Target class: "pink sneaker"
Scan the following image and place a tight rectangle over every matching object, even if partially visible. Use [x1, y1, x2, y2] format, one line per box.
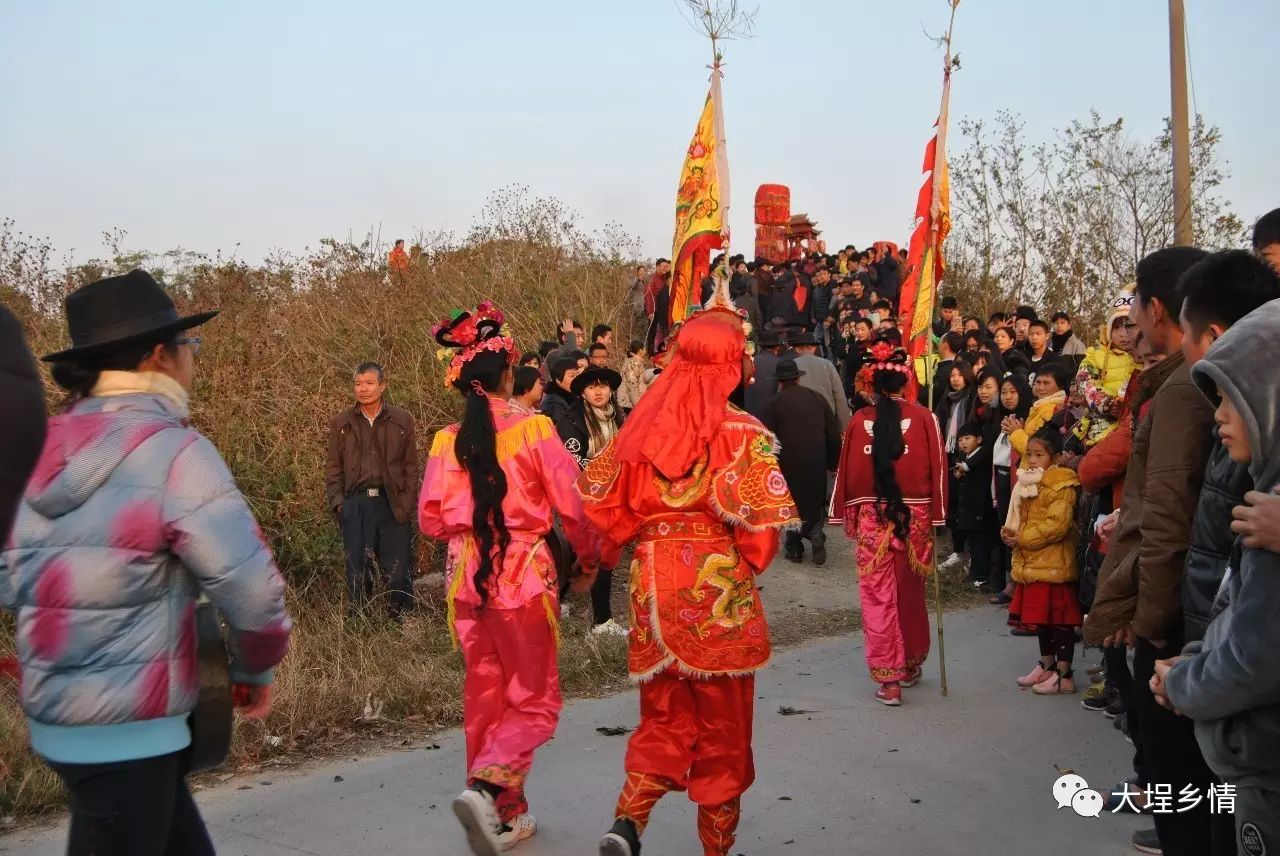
[1032, 670, 1076, 695]
[900, 668, 922, 688]
[1016, 662, 1052, 688]
[875, 684, 903, 706]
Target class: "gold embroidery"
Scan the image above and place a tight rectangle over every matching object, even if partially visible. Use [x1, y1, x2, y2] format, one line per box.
[653, 453, 711, 507]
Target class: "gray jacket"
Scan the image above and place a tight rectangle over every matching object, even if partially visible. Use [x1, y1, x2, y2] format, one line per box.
[794, 353, 851, 430]
[1165, 299, 1280, 785]
[1, 388, 292, 734]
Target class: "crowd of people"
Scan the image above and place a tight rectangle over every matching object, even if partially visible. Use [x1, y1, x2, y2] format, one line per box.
[3, 207, 1280, 856]
[353, 214, 1280, 855]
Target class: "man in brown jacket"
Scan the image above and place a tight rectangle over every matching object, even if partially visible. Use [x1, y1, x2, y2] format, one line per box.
[1083, 247, 1226, 856]
[326, 362, 418, 618]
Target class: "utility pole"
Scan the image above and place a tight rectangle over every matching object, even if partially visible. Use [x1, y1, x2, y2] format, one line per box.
[1168, 0, 1193, 245]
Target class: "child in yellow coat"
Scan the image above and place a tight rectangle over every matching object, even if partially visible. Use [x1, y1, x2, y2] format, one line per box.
[1070, 284, 1138, 448]
[1002, 428, 1081, 695]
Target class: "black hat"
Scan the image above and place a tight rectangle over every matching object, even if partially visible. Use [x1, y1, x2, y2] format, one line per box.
[43, 270, 218, 362]
[787, 330, 820, 346]
[774, 358, 805, 381]
[757, 330, 781, 348]
[570, 366, 622, 397]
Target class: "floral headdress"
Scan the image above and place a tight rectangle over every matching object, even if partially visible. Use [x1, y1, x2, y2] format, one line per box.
[856, 339, 913, 391]
[432, 300, 518, 390]
[864, 340, 911, 375]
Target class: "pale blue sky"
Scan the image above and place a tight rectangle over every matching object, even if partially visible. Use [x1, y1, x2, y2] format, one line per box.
[2, 1, 1274, 263]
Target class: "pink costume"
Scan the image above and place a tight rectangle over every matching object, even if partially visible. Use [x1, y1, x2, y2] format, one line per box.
[418, 395, 602, 823]
[832, 395, 947, 684]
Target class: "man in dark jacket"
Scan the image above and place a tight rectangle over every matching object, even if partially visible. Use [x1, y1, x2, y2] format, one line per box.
[762, 359, 841, 565]
[1176, 251, 1280, 642]
[745, 331, 784, 421]
[872, 245, 901, 306]
[326, 362, 418, 618]
[931, 295, 961, 339]
[0, 306, 46, 547]
[1083, 246, 1220, 856]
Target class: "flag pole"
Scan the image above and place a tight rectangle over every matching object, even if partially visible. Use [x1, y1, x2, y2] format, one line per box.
[929, 0, 959, 698]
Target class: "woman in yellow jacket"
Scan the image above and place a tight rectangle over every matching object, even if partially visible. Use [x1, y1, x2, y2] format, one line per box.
[1001, 428, 1081, 695]
[1005, 361, 1073, 459]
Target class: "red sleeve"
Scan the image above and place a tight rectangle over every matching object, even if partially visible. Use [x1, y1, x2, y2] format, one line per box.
[924, 408, 947, 525]
[1078, 417, 1132, 493]
[732, 527, 782, 577]
[577, 442, 639, 569]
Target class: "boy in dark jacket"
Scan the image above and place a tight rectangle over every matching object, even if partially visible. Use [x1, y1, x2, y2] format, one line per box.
[1157, 298, 1280, 856]
[952, 422, 995, 586]
[1176, 251, 1280, 643]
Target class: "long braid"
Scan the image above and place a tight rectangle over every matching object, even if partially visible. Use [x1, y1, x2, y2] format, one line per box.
[453, 357, 511, 607]
[871, 372, 911, 542]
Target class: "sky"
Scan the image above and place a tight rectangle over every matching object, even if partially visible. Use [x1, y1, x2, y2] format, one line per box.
[2, 0, 1275, 265]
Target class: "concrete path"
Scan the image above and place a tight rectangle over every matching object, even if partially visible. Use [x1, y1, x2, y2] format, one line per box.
[3, 604, 1144, 856]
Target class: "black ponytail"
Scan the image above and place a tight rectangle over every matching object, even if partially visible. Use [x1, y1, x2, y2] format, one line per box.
[871, 370, 911, 543]
[453, 353, 512, 608]
[49, 335, 178, 411]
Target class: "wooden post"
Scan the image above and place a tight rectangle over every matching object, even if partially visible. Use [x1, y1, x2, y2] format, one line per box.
[1168, 0, 1193, 245]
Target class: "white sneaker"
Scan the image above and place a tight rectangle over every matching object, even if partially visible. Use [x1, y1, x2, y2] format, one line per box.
[939, 552, 963, 570]
[591, 619, 629, 637]
[497, 814, 537, 851]
[452, 788, 503, 856]
[560, 603, 571, 619]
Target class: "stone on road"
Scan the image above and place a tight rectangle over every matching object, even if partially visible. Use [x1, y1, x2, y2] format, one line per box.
[3, 604, 1142, 855]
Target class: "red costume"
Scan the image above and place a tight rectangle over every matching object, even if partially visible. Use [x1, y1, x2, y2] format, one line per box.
[578, 285, 796, 856]
[833, 388, 946, 687]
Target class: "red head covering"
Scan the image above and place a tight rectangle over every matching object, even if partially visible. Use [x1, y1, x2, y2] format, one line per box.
[613, 291, 747, 480]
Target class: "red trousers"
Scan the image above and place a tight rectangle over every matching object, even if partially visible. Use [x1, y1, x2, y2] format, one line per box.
[455, 601, 561, 822]
[615, 667, 754, 854]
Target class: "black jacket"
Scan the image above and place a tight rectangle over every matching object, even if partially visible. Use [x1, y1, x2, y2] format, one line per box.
[873, 257, 901, 303]
[746, 349, 782, 420]
[0, 305, 47, 545]
[952, 445, 994, 531]
[540, 383, 577, 430]
[554, 400, 624, 469]
[1183, 437, 1253, 643]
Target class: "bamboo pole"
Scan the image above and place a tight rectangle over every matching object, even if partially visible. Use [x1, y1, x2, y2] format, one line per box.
[929, 0, 960, 698]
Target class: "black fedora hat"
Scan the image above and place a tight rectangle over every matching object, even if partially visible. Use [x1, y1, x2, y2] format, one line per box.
[43, 270, 218, 362]
[774, 358, 805, 382]
[787, 329, 820, 346]
[757, 330, 781, 348]
[570, 366, 622, 397]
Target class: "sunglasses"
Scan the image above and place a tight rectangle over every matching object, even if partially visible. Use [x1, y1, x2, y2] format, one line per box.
[175, 336, 203, 356]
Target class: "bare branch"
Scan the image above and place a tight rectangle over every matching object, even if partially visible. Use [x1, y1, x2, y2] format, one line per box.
[675, 0, 759, 54]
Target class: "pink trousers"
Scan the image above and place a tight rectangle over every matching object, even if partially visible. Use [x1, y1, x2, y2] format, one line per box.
[455, 600, 562, 822]
[853, 505, 932, 684]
